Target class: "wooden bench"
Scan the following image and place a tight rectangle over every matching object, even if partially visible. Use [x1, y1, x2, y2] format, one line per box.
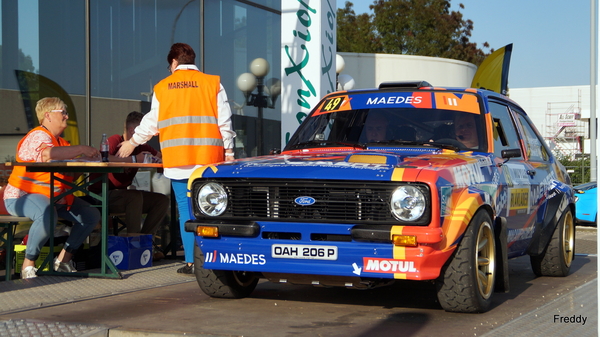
[0, 215, 31, 281]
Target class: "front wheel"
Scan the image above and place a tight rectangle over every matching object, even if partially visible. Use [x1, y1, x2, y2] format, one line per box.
[194, 244, 259, 298]
[436, 210, 496, 313]
[530, 209, 575, 277]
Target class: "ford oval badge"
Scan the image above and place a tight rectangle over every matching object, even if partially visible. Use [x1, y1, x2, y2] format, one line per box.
[294, 196, 316, 206]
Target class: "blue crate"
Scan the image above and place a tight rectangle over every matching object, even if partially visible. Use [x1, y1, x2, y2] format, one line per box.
[107, 234, 153, 270]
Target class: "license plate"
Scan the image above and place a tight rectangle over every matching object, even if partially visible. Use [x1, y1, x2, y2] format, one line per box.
[271, 244, 338, 260]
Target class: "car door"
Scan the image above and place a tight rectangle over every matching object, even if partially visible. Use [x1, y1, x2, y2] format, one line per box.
[488, 100, 536, 256]
[509, 106, 556, 255]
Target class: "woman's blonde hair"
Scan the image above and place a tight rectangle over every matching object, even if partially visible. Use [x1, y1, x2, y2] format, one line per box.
[36, 97, 66, 124]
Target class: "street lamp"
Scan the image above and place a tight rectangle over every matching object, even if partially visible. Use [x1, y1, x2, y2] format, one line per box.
[237, 58, 281, 156]
[336, 54, 355, 91]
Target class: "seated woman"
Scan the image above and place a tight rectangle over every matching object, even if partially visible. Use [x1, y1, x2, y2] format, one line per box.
[3, 97, 101, 279]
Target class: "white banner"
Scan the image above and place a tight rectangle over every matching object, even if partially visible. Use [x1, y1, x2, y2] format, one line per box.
[280, 0, 337, 148]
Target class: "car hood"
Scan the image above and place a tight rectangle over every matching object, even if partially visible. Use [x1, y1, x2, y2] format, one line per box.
[192, 148, 492, 182]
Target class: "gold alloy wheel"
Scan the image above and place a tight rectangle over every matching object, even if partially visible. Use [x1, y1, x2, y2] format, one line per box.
[476, 222, 495, 299]
[562, 211, 575, 267]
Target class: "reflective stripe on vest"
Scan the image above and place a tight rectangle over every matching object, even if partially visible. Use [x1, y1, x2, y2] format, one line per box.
[18, 176, 61, 192]
[160, 137, 224, 149]
[157, 115, 218, 128]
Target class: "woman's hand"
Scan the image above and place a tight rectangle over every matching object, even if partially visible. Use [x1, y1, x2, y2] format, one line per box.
[78, 145, 100, 159]
[43, 145, 100, 162]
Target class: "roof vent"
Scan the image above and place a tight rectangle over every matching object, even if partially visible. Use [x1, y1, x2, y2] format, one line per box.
[378, 81, 432, 89]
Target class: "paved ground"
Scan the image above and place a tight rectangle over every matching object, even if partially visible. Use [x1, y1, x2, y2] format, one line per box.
[0, 226, 596, 336]
[576, 225, 597, 254]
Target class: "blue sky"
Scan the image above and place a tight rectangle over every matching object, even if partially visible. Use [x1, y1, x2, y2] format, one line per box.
[336, 0, 593, 89]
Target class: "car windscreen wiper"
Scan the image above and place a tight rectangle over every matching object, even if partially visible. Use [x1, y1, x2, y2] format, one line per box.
[288, 140, 367, 150]
[367, 139, 461, 152]
[426, 142, 461, 152]
[367, 140, 424, 146]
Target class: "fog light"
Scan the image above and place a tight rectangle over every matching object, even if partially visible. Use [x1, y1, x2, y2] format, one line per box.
[196, 226, 219, 237]
[392, 235, 417, 247]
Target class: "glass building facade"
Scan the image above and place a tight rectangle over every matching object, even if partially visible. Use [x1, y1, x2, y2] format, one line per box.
[0, 0, 281, 159]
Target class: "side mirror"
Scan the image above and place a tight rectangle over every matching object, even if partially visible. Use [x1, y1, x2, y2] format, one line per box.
[270, 148, 281, 155]
[498, 148, 521, 166]
[501, 148, 521, 159]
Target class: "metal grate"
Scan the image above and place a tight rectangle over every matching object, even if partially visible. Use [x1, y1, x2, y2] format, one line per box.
[191, 179, 430, 225]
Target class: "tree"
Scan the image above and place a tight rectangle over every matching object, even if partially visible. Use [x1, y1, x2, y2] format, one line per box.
[337, 2, 380, 53]
[337, 0, 492, 66]
[557, 155, 591, 185]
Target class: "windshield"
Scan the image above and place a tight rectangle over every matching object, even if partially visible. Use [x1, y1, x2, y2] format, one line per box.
[285, 91, 486, 152]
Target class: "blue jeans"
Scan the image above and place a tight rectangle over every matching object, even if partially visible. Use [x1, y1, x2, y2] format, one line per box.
[5, 194, 100, 261]
[171, 179, 194, 263]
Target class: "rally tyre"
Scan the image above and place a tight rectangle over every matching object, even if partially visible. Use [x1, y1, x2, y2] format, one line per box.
[193, 244, 259, 298]
[436, 210, 496, 313]
[530, 209, 575, 277]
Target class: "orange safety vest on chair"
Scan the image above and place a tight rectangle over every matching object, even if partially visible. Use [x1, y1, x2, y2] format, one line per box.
[8, 126, 74, 205]
[153, 68, 224, 168]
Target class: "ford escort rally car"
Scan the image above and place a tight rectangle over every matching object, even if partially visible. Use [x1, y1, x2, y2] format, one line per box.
[185, 81, 576, 313]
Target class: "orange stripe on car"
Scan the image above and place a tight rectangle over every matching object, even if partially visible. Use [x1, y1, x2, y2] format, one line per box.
[391, 226, 407, 279]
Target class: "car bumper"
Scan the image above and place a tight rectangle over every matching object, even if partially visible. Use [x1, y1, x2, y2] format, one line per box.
[187, 221, 452, 281]
[575, 214, 596, 224]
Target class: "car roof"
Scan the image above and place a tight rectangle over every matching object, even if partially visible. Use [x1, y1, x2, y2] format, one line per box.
[341, 81, 512, 102]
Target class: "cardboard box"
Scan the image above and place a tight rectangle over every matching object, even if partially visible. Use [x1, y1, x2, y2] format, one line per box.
[107, 234, 153, 270]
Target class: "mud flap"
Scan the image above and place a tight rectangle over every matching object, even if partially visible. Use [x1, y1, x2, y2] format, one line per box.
[494, 217, 509, 293]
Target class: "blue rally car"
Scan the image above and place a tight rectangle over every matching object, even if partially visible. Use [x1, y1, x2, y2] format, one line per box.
[185, 81, 576, 313]
[574, 182, 596, 225]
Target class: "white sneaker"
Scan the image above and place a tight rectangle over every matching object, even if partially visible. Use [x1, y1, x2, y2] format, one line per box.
[21, 266, 38, 279]
[54, 258, 77, 273]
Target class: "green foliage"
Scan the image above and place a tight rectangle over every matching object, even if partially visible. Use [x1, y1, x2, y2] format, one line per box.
[337, 0, 492, 66]
[337, 3, 380, 53]
[557, 155, 591, 185]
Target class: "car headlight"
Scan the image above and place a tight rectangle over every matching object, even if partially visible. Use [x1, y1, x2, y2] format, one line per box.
[197, 182, 228, 216]
[390, 185, 426, 221]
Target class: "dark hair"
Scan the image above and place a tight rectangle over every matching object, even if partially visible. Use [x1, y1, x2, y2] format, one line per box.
[125, 111, 144, 129]
[167, 43, 196, 66]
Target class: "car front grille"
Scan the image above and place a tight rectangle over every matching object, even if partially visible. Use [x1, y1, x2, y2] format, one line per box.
[191, 179, 430, 225]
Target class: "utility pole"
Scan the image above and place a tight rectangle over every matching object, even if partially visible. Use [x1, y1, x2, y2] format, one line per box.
[591, 0, 597, 182]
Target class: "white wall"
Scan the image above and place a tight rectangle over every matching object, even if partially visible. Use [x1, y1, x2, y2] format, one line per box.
[337, 52, 477, 89]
